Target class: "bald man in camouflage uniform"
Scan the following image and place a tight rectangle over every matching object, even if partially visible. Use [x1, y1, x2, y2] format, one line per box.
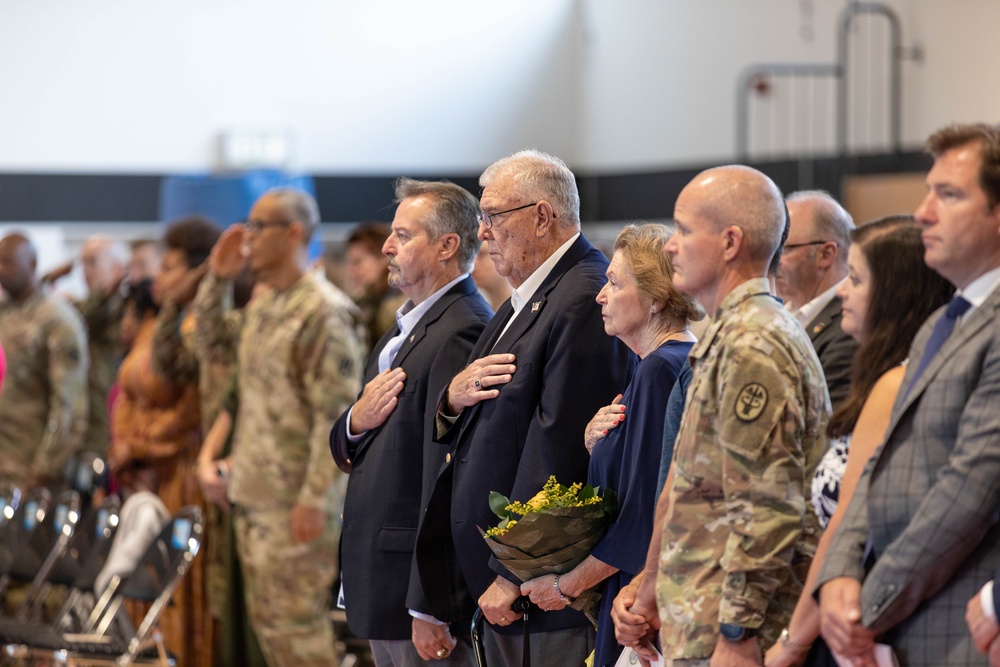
[614, 167, 829, 667]
[0, 233, 89, 490]
[198, 189, 362, 667]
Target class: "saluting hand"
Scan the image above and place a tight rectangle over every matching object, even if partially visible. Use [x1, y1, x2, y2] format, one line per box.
[210, 225, 248, 279]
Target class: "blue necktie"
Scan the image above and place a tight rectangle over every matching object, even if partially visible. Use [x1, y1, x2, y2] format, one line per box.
[905, 295, 972, 397]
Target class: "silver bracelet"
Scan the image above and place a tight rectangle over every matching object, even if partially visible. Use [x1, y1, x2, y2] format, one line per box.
[553, 574, 574, 603]
[779, 628, 813, 653]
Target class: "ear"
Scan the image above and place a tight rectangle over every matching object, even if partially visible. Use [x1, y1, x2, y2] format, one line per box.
[816, 241, 837, 269]
[721, 225, 744, 262]
[533, 201, 557, 238]
[288, 220, 307, 247]
[437, 233, 460, 263]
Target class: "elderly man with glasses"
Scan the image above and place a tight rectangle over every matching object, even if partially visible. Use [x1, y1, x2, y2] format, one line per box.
[413, 150, 636, 667]
[775, 190, 857, 409]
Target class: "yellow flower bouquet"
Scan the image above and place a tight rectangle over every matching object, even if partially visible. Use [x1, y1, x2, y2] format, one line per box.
[479, 476, 617, 625]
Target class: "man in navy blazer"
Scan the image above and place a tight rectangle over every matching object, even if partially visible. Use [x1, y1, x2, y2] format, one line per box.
[413, 150, 636, 667]
[331, 178, 493, 666]
[818, 123, 1000, 667]
[777, 191, 858, 409]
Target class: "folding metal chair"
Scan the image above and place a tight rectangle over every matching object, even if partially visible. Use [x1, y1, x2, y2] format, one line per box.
[0, 489, 82, 623]
[3, 505, 204, 667]
[0, 487, 54, 599]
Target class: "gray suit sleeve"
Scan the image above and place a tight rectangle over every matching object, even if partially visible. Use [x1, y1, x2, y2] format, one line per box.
[858, 346, 1000, 634]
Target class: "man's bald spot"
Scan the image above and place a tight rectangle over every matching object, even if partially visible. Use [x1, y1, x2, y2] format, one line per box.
[689, 165, 785, 264]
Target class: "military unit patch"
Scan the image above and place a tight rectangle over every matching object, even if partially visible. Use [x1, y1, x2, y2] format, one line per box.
[735, 382, 768, 422]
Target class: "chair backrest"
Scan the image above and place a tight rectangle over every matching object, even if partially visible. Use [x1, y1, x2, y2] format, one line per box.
[47, 494, 122, 590]
[0, 485, 23, 573]
[89, 505, 204, 662]
[63, 452, 109, 508]
[9, 489, 82, 582]
[119, 505, 203, 602]
[0, 487, 51, 579]
[0, 484, 21, 529]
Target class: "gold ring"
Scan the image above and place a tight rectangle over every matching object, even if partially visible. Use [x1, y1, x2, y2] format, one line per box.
[436, 648, 447, 658]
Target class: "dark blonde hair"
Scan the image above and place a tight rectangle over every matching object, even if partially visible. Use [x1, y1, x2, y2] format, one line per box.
[613, 223, 704, 328]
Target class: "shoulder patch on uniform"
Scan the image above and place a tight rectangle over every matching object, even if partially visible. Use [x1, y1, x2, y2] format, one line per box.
[735, 382, 768, 422]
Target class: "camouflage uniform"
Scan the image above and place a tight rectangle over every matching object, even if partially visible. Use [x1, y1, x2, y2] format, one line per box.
[75, 290, 124, 455]
[187, 273, 247, 625]
[202, 270, 362, 667]
[657, 278, 829, 663]
[0, 292, 89, 488]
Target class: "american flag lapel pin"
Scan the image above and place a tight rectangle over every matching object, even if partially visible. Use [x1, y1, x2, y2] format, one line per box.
[531, 302, 541, 312]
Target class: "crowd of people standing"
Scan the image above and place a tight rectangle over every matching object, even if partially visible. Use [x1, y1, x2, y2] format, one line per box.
[2, 121, 1000, 667]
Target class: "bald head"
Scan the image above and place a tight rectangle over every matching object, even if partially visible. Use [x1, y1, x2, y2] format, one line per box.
[0, 233, 39, 300]
[689, 165, 785, 265]
[82, 236, 129, 293]
[666, 166, 786, 313]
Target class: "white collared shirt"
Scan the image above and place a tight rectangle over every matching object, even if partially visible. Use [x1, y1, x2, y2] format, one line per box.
[346, 273, 469, 440]
[793, 280, 844, 328]
[494, 232, 580, 344]
[955, 266, 1000, 325]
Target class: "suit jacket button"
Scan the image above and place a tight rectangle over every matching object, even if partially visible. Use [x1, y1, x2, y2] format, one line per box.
[446, 452, 452, 463]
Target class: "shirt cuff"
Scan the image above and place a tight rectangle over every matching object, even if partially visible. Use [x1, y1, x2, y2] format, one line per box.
[981, 580, 996, 622]
[345, 405, 365, 442]
[408, 610, 447, 626]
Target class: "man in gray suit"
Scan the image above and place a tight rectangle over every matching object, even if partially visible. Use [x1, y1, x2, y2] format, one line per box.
[776, 191, 858, 409]
[817, 123, 1000, 667]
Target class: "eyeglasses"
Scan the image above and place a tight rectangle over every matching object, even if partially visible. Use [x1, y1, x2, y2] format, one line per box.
[477, 202, 538, 229]
[783, 240, 835, 252]
[242, 218, 292, 235]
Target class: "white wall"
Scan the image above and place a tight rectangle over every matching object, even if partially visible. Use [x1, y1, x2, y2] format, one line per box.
[0, 0, 581, 173]
[580, 0, 1000, 170]
[0, 0, 997, 175]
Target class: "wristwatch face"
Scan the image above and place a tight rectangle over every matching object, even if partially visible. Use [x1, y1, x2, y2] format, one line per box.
[719, 623, 752, 641]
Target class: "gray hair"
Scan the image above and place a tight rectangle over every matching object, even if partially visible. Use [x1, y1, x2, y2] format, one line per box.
[84, 235, 130, 267]
[265, 188, 321, 243]
[480, 149, 581, 226]
[394, 178, 481, 272]
[786, 190, 855, 262]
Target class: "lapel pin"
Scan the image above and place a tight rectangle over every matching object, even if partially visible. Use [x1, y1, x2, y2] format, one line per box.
[409, 335, 415, 342]
[531, 302, 541, 312]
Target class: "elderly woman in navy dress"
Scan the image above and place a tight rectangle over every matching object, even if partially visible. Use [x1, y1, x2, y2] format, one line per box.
[520, 223, 703, 667]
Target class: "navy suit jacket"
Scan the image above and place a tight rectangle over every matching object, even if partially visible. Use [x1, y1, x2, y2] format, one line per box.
[331, 277, 492, 640]
[413, 235, 637, 635]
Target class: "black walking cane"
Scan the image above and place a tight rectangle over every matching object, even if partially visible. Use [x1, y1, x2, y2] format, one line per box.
[471, 595, 532, 667]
